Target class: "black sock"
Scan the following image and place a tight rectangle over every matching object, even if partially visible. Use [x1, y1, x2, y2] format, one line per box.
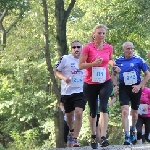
[91, 135, 96, 138]
[69, 129, 74, 132]
[101, 136, 106, 140]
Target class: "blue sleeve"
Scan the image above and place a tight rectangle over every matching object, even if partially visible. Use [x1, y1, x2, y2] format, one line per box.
[139, 58, 149, 72]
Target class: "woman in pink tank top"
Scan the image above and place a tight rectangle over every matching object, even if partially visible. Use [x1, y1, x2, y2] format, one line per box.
[136, 85, 150, 144]
[79, 24, 119, 148]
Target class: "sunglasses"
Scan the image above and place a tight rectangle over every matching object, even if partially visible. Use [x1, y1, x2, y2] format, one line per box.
[72, 46, 81, 49]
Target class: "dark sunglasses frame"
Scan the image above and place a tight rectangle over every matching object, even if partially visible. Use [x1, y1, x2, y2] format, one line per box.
[72, 46, 81, 49]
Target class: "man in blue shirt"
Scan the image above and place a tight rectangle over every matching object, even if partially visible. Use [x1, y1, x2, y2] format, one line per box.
[111, 41, 150, 145]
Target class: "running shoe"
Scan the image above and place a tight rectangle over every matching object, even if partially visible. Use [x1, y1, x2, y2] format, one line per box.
[124, 136, 131, 145]
[91, 136, 98, 149]
[100, 136, 109, 147]
[73, 138, 80, 147]
[130, 130, 136, 145]
[67, 132, 74, 147]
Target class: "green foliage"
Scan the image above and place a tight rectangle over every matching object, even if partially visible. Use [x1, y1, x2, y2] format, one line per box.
[108, 125, 124, 145]
[0, 0, 29, 11]
[109, 97, 122, 126]
[67, 0, 150, 59]
[78, 105, 91, 146]
[0, 0, 150, 149]
[0, 145, 5, 150]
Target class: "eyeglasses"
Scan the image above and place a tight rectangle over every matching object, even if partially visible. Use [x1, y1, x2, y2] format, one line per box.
[72, 46, 81, 49]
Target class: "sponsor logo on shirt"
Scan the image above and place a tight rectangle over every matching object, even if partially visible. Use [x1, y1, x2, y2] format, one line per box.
[71, 69, 84, 75]
[130, 63, 134, 67]
[71, 63, 75, 66]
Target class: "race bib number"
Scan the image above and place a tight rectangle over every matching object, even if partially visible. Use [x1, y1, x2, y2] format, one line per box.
[123, 71, 137, 85]
[92, 67, 106, 83]
[70, 74, 84, 87]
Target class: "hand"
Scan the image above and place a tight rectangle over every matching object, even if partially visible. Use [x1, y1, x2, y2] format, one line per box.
[113, 65, 121, 73]
[62, 109, 65, 114]
[132, 85, 141, 93]
[92, 57, 103, 66]
[64, 77, 71, 84]
[142, 104, 148, 112]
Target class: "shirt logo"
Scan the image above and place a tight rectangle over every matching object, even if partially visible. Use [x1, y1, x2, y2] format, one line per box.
[71, 69, 83, 75]
[130, 63, 134, 67]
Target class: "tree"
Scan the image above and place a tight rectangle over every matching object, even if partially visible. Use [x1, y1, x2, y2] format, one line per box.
[0, 0, 29, 50]
[55, 0, 76, 56]
[41, 0, 77, 148]
[41, 0, 76, 147]
[1, 0, 150, 148]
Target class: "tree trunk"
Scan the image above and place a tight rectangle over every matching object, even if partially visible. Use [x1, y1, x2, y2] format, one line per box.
[41, 0, 64, 148]
[42, 0, 76, 148]
[53, 0, 76, 147]
[55, 0, 76, 56]
[55, 0, 67, 56]
[0, 9, 7, 51]
[1, 29, 6, 50]
[0, 8, 23, 51]
[42, 0, 60, 101]
[54, 106, 65, 148]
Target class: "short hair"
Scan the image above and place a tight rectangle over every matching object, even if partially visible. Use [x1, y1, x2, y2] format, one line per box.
[90, 24, 108, 42]
[122, 42, 134, 49]
[71, 40, 82, 46]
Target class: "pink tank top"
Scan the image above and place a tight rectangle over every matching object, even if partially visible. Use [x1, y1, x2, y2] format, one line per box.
[81, 42, 113, 84]
[139, 87, 150, 118]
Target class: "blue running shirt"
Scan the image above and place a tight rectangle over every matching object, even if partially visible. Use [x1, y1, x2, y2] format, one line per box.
[115, 55, 149, 84]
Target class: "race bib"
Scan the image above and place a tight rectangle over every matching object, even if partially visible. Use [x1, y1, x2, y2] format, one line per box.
[123, 71, 137, 85]
[138, 104, 148, 115]
[70, 74, 84, 87]
[92, 67, 106, 83]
